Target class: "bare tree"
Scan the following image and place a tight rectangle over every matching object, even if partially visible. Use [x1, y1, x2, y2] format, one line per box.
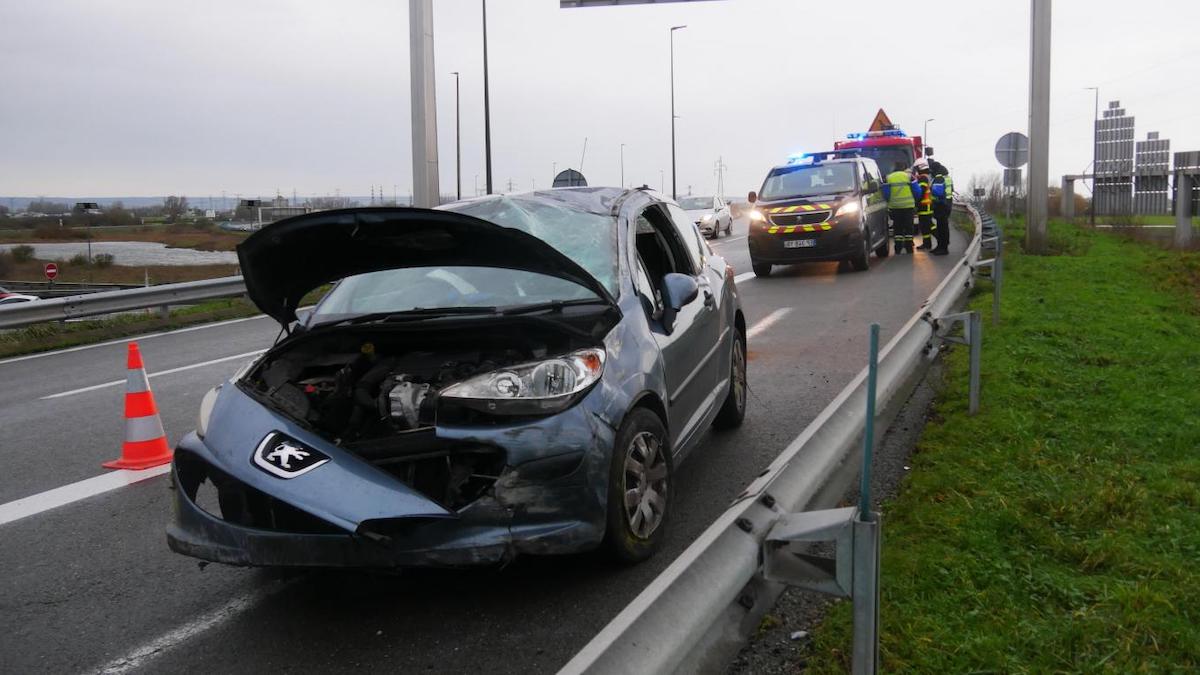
[163, 195, 189, 222]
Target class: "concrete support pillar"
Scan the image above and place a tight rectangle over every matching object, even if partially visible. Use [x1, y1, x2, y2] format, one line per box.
[1176, 172, 1194, 249]
[1025, 0, 1052, 253]
[1061, 177, 1074, 220]
[409, 0, 440, 208]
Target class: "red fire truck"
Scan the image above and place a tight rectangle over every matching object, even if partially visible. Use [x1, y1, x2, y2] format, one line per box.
[833, 109, 926, 175]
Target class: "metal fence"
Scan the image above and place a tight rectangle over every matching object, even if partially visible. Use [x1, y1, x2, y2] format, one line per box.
[559, 203, 1000, 675]
[0, 276, 247, 329]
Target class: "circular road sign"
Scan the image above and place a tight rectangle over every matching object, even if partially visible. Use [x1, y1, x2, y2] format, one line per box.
[994, 132, 1030, 169]
[552, 168, 587, 188]
[44, 262, 59, 281]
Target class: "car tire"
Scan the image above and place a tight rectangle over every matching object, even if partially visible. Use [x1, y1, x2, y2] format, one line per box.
[752, 262, 772, 278]
[603, 407, 672, 563]
[875, 234, 891, 258]
[713, 331, 747, 430]
[849, 230, 871, 272]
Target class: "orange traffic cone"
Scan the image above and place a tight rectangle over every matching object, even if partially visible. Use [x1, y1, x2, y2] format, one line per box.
[103, 342, 172, 470]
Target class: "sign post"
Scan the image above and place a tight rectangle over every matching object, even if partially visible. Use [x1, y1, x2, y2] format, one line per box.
[44, 262, 58, 287]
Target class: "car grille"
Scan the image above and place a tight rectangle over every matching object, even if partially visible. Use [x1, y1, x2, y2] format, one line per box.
[769, 212, 831, 226]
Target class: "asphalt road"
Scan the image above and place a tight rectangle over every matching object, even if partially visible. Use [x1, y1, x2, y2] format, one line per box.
[0, 218, 960, 674]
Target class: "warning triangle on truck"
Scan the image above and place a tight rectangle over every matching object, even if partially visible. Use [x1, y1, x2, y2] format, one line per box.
[868, 109, 894, 132]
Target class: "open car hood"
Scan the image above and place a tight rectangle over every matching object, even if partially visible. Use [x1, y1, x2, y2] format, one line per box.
[238, 207, 617, 325]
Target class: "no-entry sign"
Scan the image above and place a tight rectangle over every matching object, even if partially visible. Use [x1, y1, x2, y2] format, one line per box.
[44, 262, 58, 281]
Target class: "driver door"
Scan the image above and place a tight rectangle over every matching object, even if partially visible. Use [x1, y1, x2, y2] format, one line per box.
[631, 204, 722, 452]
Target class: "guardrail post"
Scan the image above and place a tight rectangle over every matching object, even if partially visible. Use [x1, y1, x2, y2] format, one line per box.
[158, 305, 170, 320]
[851, 513, 880, 675]
[930, 310, 983, 415]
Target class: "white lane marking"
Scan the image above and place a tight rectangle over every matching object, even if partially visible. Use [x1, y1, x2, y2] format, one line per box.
[94, 582, 295, 675]
[0, 464, 171, 527]
[733, 271, 756, 284]
[712, 235, 746, 245]
[0, 313, 270, 367]
[40, 349, 266, 400]
[746, 308, 792, 340]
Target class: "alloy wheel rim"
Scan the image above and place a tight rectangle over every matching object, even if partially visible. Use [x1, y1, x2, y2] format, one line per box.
[623, 431, 668, 539]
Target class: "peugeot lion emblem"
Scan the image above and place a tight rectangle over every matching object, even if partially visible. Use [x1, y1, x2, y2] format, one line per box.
[253, 433, 330, 478]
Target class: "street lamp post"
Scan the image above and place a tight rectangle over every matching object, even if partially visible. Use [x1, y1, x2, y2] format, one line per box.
[482, 0, 493, 195]
[620, 143, 625, 187]
[669, 25, 686, 200]
[452, 71, 462, 200]
[923, 118, 935, 157]
[1085, 86, 1099, 226]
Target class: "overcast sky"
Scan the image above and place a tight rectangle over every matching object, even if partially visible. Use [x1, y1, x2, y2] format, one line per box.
[3, 0, 1199, 200]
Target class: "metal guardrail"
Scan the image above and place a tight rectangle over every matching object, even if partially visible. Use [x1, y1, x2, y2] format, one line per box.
[560, 203, 998, 675]
[0, 279, 144, 299]
[0, 276, 246, 329]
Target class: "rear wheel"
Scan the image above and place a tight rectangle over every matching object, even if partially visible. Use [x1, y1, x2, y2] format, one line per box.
[752, 261, 772, 278]
[713, 331, 747, 429]
[603, 408, 672, 563]
[849, 229, 871, 271]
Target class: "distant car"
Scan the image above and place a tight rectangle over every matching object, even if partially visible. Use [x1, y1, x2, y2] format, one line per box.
[679, 196, 732, 238]
[745, 156, 890, 277]
[168, 188, 748, 570]
[0, 288, 37, 305]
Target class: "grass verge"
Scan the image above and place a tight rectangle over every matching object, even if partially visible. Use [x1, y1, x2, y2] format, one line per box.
[804, 220, 1200, 671]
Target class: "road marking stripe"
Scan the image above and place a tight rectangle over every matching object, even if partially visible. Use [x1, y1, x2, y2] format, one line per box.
[733, 271, 755, 284]
[747, 308, 792, 340]
[94, 581, 297, 675]
[40, 349, 265, 400]
[711, 235, 746, 244]
[0, 464, 171, 527]
[0, 314, 269, 366]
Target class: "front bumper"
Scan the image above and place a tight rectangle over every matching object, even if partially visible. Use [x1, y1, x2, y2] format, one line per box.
[167, 389, 616, 568]
[748, 218, 863, 264]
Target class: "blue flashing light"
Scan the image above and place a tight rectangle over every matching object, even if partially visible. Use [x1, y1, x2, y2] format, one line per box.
[846, 132, 867, 140]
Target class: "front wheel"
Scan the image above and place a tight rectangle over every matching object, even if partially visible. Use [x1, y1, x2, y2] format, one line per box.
[603, 408, 672, 563]
[713, 331, 747, 429]
[875, 234, 891, 258]
[849, 230, 871, 271]
[752, 262, 772, 278]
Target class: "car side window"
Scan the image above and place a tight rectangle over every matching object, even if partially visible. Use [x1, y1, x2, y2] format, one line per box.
[634, 206, 697, 321]
[665, 204, 704, 273]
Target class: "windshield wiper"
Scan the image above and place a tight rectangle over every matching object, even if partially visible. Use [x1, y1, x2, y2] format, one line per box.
[498, 298, 608, 316]
[311, 306, 500, 328]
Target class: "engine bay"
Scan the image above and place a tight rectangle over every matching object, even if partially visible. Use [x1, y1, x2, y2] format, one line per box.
[239, 321, 594, 509]
[245, 325, 583, 440]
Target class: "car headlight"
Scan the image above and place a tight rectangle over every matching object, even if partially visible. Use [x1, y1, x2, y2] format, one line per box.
[440, 347, 605, 415]
[835, 200, 861, 217]
[197, 385, 220, 439]
[701, 213, 714, 222]
[748, 209, 766, 222]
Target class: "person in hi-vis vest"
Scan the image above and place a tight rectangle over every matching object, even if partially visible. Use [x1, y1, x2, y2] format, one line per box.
[881, 162, 919, 254]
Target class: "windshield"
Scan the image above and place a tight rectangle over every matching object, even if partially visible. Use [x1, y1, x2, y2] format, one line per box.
[759, 163, 858, 201]
[310, 194, 618, 322]
[856, 146, 915, 176]
[678, 196, 714, 210]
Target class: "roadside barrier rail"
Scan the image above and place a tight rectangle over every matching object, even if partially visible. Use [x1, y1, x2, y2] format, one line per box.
[0, 276, 246, 329]
[560, 203, 998, 675]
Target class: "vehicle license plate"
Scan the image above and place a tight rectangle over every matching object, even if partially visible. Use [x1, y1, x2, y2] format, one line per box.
[784, 239, 816, 249]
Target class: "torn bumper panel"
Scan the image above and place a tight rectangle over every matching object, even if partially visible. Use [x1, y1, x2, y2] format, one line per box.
[166, 384, 615, 568]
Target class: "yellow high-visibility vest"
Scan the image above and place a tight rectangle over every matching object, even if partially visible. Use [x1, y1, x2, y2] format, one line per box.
[886, 171, 915, 209]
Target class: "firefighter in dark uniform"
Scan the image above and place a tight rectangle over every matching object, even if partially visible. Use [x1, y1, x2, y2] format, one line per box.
[929, 160, 954, 255]
[915, 164, 934, 250]
[883, 162, 918, 254]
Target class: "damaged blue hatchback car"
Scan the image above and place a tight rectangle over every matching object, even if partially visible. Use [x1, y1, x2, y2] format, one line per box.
[168, 187, 747, 568]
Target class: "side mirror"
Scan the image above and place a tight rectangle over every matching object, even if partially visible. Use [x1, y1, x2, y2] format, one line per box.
[660, 272, 699, 334]
[747, 191, 757, 204]
[864, 179, 880, 194]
